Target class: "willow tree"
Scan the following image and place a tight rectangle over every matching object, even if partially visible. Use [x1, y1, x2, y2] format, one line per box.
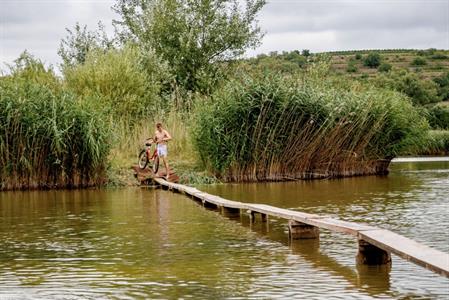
[113, 0, 266, 93]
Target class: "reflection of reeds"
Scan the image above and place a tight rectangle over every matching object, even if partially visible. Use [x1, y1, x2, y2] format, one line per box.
[193, 73, 428, 182]
[0, 79, 111, 190]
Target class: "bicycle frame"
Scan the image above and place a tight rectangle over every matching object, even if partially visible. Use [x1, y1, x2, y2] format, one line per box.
[146, 146, 158, 161]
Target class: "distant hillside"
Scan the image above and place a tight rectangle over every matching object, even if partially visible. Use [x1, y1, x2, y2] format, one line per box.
[326, 49, 449, 80]
[247, 48, 449, 80]
[245, 48, 449, 105]
[243, 48, 449, 131]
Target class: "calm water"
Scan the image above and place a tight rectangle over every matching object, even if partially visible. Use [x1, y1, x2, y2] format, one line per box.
[0, 160, 448, 299]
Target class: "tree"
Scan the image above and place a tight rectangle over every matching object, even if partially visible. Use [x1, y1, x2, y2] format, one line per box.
[301, 49, 310, 57]
[58, 22, 115, 68]
[363, 52, 381, 68]
[113, 0, 266, 93]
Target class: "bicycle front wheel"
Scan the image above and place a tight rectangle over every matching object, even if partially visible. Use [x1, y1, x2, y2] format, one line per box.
[138, 150, 148, 170]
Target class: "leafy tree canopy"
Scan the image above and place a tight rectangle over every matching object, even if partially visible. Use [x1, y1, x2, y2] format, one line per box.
[112, 0, 266, 92]
[58, 22, 115, 68]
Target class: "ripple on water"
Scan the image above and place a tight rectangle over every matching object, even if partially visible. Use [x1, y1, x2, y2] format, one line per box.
[1, 161, 449, 299]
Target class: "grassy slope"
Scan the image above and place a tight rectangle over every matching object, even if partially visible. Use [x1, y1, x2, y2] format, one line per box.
[327, 49, 449, 81]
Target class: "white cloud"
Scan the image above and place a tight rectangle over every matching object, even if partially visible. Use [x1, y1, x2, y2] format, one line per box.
[1, 0, 116, 69]
[1, 0, 448, 69]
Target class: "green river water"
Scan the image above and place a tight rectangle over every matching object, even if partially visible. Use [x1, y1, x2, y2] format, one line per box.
[0, 159, 448, 299]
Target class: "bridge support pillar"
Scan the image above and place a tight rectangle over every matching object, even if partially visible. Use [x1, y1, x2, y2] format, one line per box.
[221, 206, 240, 217]
[288, 220, 319, 239]
[203, 200, 218, 209]
[356, 239, 391, 265]
[247, 210, 256, 223]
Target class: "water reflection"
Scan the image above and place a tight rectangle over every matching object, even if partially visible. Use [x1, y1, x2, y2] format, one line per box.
[0, 160, 447, 299]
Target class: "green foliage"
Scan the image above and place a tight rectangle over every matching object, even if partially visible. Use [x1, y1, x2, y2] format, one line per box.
[414, 130, 449, 155]
[63, 45, 170, 120]
[355, 53, 362, 60]
[0, 60, 111, 190]
[378, 63, 392, 73]
[301, 49, 311, 57]
[373, 70, 439, 105]
[431, 54, 448, 60]
[360, 73, 369, 79]
[7, 51, 61, 91]
[411, 57, 427, 66]
[416, 48, 436, 56]
[193, 68, 428, 181]
[58, 22, 115, 68]
[427, 105, 449, 130]
[244, 50, 307, 75]
[433, 72, 449, 101]
[346, 61, 358, 73]
[363, 52, 381, 68]
[113, 0, 266, 93]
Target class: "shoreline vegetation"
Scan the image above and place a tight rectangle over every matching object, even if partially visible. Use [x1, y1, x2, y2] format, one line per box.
[1, 0, 449, 190]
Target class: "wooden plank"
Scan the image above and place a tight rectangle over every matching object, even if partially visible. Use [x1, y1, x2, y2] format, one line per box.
[306, 218, 377, 236]
[244, 203, 322, 222]
[359, 229, 449, 278]
[244, 204, 375, 235]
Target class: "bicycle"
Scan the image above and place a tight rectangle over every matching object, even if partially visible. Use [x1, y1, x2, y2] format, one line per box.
[138, 138, 159, 174]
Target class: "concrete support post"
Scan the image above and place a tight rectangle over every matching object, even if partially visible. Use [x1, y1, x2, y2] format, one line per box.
[288, 220, 319, 239]
[247, 210, 256, 223]
[356, 239, 392, 265]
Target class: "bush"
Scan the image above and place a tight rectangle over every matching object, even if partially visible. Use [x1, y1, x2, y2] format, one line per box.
[433, 72, 449, 101]
[346, 61, 358, 73]
[373, 70, 439, 105]
[193, 70, 428, 181]
[414, 130, 449, 155]
[411, 57, 427, 66]
[64, 45, 171, 120]
[363, 53, 381, 68]
[0, 63, 111, 190]
[427, 105, 449, 129]
[355, 53, 362, 60]
[378, 63, 392, 72]
[431, 54, 448, 60]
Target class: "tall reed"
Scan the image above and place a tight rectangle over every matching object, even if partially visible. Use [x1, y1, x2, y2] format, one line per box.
[193, 72, 429, 181]
[0, 75, 111, 190]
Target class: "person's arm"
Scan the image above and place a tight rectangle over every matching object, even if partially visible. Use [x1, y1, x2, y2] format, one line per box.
[163, 130, 172, 142]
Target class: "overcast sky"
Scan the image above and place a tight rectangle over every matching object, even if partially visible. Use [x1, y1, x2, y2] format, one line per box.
[1, 0, 448, 70]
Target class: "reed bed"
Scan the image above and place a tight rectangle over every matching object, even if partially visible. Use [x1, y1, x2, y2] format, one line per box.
[0, 77, 111, 190]
[415, 130, 449, 155]
[193, 73, 428, 181]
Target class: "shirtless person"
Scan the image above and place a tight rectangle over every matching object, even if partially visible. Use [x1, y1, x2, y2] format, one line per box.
[154, 122, 172, 179]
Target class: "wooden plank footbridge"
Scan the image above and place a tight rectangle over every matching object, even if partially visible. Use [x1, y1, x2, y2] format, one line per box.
[135, 168, 449, 278]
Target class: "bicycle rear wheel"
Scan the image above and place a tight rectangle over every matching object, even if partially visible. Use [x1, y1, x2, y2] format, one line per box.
[138, 150, 148, 170]
[152, 156, 159, 174]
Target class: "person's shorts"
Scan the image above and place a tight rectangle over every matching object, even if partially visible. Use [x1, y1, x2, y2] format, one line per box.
[157, 144, 168, 157]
